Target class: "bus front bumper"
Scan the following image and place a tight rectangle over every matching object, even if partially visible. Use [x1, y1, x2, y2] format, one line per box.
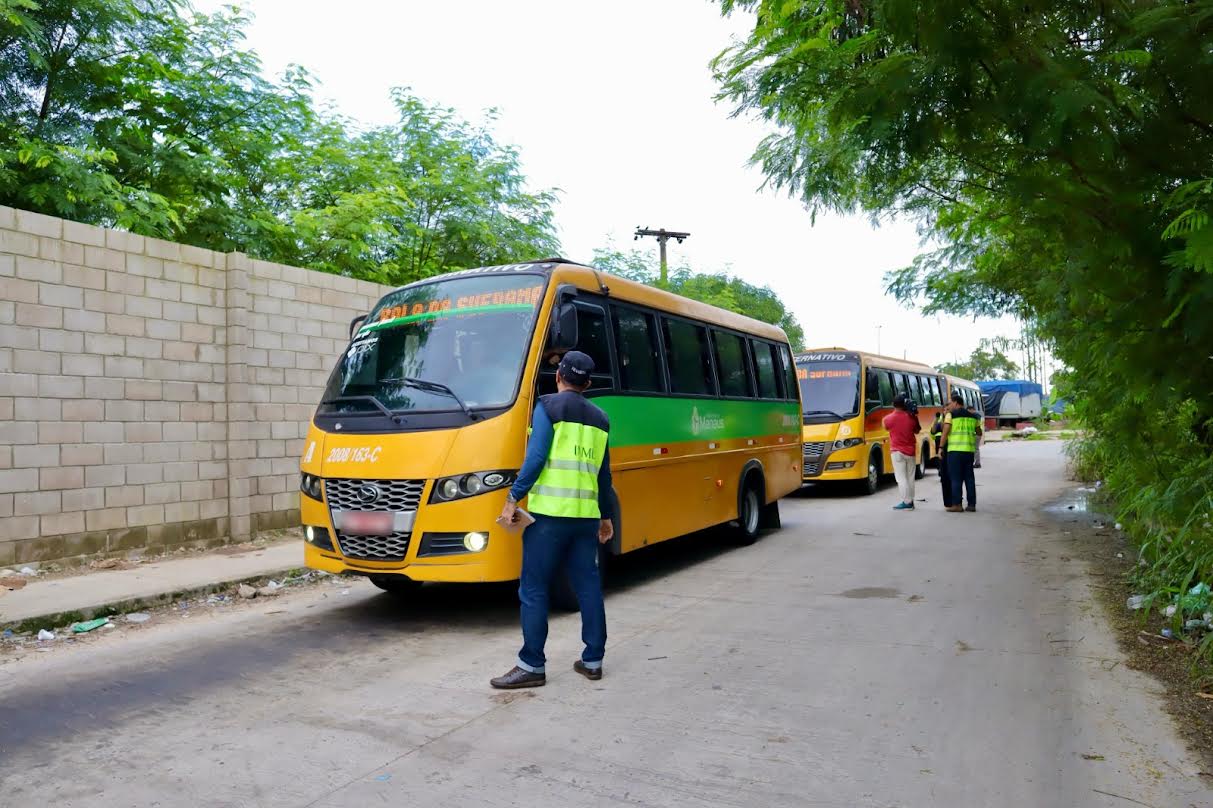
[302, 525, 523, 583]
[801, 442, 866, 482]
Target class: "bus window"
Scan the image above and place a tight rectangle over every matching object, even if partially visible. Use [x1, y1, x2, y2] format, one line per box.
[931, 377, 943, 405]
[576, 303, 614, 390]
[777, 345, 798, 402]
[800, 357, 861, 418]
[713, 330, 753, 398]
[613, 307, 664, 393]
[908, 375, 923, 404]
[662, 318, 715, 396]
[865, 367, 880, 409]
[751, 340, 780, 399]
[892, 372, 909, 398]
[878, 370, 894, 405]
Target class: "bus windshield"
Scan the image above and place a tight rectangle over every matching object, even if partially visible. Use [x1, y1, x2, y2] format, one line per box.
[319, 274, 546, 415]
[797, 360, 861, 421]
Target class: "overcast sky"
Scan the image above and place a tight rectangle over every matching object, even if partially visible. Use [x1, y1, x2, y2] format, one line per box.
[197, 0, 1024, 369]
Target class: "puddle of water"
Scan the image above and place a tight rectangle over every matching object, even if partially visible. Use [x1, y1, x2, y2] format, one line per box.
[1042, 487, 1113, 522]
[837, 587, 900, 599]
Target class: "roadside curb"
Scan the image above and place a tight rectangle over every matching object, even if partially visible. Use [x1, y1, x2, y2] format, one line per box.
[0, 566, 304, 636]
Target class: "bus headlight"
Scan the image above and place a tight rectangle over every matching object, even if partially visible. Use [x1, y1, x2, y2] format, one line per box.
[463, 532, 489, 552]
[431, 470, 517, 503]
[832, 438, 864, 451]
[300, 472, 324, 501]
[438, 478, 460, 500]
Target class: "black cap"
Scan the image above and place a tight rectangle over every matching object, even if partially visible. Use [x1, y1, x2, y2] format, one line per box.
[893, 392, 908, 408]
[557, 350, 594, 386]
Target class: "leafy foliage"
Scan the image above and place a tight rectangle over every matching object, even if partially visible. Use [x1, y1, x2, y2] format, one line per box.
[936, 338, 1019, 381]
[591, 246, 806, 349]
[0, 0, 558, 283]
[716, 0, 1213, 642]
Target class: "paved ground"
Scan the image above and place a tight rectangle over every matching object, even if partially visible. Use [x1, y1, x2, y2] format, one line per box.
[1, 441, 1210, 807]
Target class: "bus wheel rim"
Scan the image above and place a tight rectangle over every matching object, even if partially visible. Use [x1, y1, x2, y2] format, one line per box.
[868, 459, 878, 488]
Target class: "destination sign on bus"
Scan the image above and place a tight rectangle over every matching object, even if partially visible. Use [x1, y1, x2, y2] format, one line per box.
[374, 284, 544, 323]
[795, 351, 859, 363]
[799, 368, 856, 380]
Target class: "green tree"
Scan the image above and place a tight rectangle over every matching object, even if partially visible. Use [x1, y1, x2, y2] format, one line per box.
[714, 0, 1213, 622]
[0, 0, 558, 284]
[591, 246, 806, 349]
[937, 339, 1019, 381]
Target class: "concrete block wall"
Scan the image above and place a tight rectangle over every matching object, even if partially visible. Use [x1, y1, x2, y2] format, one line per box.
[0, 206, 391, 567]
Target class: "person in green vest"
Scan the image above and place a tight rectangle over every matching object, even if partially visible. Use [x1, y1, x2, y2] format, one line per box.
[941, 391, 982, 512]
[491, 350, 614, 689]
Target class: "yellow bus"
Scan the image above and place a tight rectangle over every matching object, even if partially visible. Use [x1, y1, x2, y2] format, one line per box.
[794, 348, 948, 494]
[943, 374, 984, 418]
[299, 258, 803, 599]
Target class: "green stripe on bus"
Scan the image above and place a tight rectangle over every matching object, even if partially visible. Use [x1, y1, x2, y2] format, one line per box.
[360, 303, 535, 333]
[590, 396, 800, 448]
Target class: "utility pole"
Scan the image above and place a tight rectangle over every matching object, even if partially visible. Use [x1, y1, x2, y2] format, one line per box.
[634, 227, 690, 285]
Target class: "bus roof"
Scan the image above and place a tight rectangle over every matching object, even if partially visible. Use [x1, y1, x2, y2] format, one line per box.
[385, 258, 792, 344]
[944, 373, 980, 390]
[795, 346, 939, 375]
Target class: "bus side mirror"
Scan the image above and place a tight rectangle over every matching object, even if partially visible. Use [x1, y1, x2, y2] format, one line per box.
[548, 284, 579, 352]
[349, 314, 368, 337]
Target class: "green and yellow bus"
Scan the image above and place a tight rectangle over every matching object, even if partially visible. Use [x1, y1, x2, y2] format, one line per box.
[299, 258, 803, 598]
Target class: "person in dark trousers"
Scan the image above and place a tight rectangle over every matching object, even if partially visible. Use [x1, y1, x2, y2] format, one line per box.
[941, 392, 982, 512]
[931, 410, 952, 508]
[491, 351, 614, 689]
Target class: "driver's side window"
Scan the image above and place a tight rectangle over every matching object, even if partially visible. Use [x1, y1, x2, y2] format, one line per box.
[538, 301, 615, 397]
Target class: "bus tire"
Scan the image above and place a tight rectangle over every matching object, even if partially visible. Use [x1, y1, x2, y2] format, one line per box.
[369, 575, 423, 600]
[914, 442, 927, 480]
[732, 474, 763, 545]
[859, 448, 881, 495]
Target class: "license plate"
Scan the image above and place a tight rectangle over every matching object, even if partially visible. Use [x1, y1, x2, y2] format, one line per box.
[341, 512, 394, 535]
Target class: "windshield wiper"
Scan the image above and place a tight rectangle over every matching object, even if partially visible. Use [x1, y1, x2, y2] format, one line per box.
[803, 409, 847, 421]
[321, 395, 401, 421]
[380, 376, 477, 420]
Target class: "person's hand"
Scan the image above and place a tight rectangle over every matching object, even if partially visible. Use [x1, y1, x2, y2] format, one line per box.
[598, 519, 614, 544]
[499, 500, 518, 525]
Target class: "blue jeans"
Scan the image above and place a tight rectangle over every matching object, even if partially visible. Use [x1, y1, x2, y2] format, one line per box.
[948, 451, 976, 507]
[516, 514, 607, 674]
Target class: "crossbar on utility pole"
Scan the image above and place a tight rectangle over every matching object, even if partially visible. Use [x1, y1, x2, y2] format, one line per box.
[634, 227, 690, 285]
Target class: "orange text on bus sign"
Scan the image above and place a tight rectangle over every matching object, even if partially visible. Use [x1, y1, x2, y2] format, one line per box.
[377, 285, 543, 322]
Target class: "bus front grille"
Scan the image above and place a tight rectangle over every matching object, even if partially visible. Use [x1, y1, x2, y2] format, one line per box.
[335, 531, 411, 562]
[324, 478, 426, 512]
[803, 442, 828, 478]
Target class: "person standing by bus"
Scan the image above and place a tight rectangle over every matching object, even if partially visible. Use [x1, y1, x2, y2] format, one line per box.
[491, 351, 615, 689]
[882, 393, 921, 510]
[941, 392, 982, 512]
[931, 410, 952, 508]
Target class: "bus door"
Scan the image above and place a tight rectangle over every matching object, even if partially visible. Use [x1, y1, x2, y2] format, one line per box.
[863, 366, 896, 472]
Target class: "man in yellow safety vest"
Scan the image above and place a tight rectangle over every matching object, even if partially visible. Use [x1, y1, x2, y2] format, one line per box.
[491, 351, 614, 689]
[941, 391, 982, 512]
